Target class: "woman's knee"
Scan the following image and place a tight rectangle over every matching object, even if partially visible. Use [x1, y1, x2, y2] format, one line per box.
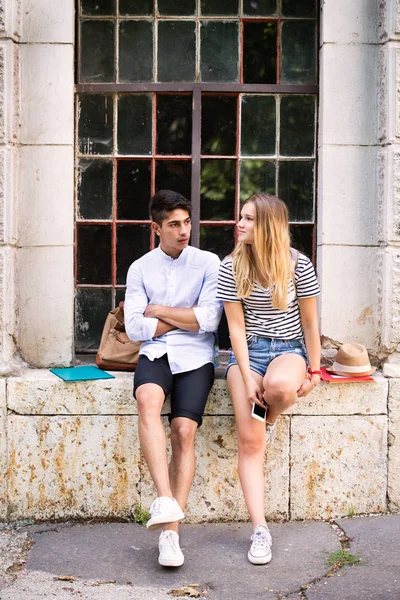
[238, 433, 265, 456]
[264, 378, 298, 409]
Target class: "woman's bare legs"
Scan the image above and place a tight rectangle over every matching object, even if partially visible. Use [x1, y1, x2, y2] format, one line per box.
[227, 365, 267, 528]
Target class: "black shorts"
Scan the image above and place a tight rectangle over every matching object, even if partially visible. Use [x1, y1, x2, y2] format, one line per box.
[133, 354, 215, 427]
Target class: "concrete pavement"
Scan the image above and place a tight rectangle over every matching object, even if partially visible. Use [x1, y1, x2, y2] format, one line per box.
[0, 514, 399, 599]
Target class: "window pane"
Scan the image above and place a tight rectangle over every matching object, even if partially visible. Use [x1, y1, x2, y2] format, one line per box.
[200, 0, 238, 15]
[241, 95, 276, 156]
[76, 288, 112, 351]
[243, 21, 277, 84]
[282, 0, 316, 18]
[201, 96, 237, 156]
[156, 95, 192, 155]
[117, 160, 151, 220]
[156, 160, 192, 200]
[158, 22, 196, 82]
[290, 224, 313, 258]
[77, 224, 112, 284]
[201, 159, 236, 220]
[119, 0, 152, 15]
[240, 160, 275, 201]
[81, 0, 115, 16]
[280, 96, 315, 156]
[117, 224, 151, 284]
[243, 0, 277, 16]
[278, 161, 314, 222]
[77, 160, 113, 220]
[78, 95, 113, 155]
[118, 94, 152, 155]
[119, 21, 153, 82]
[116, 288, 126, 305]
[200, 226, 235, 258]
[158, 0, 195, 15]
[80, 21, 115, 83]
[281, 21, 316, 84]
[201, 22, 239, 82]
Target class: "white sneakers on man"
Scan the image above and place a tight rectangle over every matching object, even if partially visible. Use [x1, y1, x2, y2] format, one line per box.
[248, 524, 272, 565]
[158, 530, 184, 567]
[146, 496, 185, 531]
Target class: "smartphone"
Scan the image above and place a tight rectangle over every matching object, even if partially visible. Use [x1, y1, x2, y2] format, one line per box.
[251, 402, 267, 422]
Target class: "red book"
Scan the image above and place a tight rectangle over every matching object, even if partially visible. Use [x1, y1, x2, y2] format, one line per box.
[320, 366, 374, 384]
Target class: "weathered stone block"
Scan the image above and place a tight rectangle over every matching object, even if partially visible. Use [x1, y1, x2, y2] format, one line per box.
[319, 44, 379, 146]
[317, 145, 379, 246]
[21, 0, 74, 43]
[7, 415, 141, 520]
[20, 44, 73, 145]
[290, 416, 387, 520]
[321, 0, 379, 44]
[8, 370, 136, 415]
[288, 373, 388, 416]
[388, 379, 400, 509]
[318, 245, 380, 351]
[0, 378, 7, 520]
[17, 246, 74, 367]
[18, 146, 73, 247]
[140, 416, 290, 522]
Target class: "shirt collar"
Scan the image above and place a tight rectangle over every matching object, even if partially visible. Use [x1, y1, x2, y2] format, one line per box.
[157, 245, 189, 263]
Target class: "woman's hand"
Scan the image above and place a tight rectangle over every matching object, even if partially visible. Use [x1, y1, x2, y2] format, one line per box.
[297, 374, 320, 398]
[245, 377, 264, 407]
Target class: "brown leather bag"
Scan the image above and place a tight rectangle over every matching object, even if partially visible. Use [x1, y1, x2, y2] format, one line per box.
[96, 301, 141, 371]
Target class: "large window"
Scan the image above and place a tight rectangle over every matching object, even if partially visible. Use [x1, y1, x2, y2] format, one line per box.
[76, 0, 318, 352]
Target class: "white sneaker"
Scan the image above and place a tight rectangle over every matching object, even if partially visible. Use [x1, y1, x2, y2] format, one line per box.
[248, 524, 272, 565]
[266, 420, 278, 446]
[158, 530, 184, 567]
[146, 497, 185, 531]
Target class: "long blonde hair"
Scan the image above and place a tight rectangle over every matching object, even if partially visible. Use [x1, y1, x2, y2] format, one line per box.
[232, 193, 293, 310]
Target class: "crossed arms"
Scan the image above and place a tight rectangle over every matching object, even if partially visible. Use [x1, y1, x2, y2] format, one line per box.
[124, 258, 222, 342]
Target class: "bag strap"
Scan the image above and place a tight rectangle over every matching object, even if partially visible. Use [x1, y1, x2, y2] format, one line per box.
[290, 247, 299, 270]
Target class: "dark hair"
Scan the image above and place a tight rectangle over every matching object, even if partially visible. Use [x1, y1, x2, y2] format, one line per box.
[150, 190, 192, 225]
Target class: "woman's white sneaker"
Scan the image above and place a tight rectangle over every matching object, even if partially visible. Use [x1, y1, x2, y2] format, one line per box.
[158, 530, 184, 567]
[248, 524, 272, 565]
[146, 497, 185, 531]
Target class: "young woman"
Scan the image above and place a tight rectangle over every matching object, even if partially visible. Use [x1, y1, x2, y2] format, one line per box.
[217, 193, 321, 565]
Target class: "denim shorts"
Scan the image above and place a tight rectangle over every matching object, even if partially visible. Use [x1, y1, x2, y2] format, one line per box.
[226, 336, 308, 378]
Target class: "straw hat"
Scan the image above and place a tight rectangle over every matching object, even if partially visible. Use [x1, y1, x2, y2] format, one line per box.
[326, 343, 376, 377]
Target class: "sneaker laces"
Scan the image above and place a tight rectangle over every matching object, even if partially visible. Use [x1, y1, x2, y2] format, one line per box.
[251, 526, 271, 552]
[160, 531, 180, 554]
[150, 497, 168, 518]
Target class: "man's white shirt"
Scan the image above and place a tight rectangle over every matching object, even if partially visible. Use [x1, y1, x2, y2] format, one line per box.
[125, 245, 223, 374]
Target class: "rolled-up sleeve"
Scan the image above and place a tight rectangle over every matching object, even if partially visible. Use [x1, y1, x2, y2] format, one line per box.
[193, 254, 223, 333]
[124, 262, 158, 341]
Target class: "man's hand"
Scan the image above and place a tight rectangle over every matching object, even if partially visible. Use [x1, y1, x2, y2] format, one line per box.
[144, 304, 163, 318]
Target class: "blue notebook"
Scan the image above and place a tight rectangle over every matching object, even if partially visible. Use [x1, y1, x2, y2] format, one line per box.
[50, 366, 115, 382]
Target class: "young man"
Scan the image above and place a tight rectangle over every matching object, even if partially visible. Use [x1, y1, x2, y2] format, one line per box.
[124, 190, 222, 567]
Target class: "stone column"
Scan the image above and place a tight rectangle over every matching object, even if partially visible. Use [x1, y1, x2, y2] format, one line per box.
[318, 1, 381, 354]
[380, 0, 400, 510]
[0, 0, 19, 374]
[16, 0, 75, 367]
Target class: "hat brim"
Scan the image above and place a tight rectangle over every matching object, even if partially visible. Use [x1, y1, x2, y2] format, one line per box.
[326, 366, 376, 377]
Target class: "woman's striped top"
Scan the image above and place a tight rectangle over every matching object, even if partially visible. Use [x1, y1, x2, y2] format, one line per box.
[216, 251, 320, 340]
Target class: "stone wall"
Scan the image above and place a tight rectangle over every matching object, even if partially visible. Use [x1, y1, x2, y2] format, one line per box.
[1, 371, 389, 523]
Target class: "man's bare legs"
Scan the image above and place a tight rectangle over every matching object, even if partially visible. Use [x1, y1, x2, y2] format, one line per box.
[163, 417, 198, 533]
[136, 383, 174, 498]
